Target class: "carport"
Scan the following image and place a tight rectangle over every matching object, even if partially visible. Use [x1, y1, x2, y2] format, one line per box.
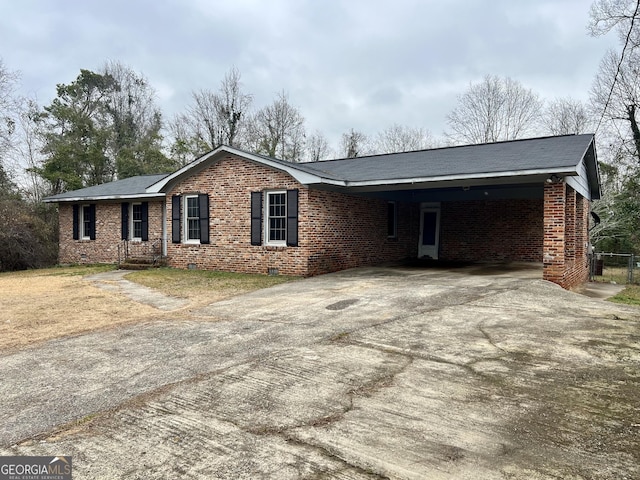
[312, 134, 600, 289]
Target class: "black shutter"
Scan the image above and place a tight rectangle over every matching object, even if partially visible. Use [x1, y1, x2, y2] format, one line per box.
[121, 202, 129, 240]
[88, 204, 96, 240]
[250, 192, 262, 246]
[72, 205, 79, 240]
[141, 202, 149, 241]
[172, 195, 181, 243]
[286, 189, 298, 247]
[198, 194, 210, 244]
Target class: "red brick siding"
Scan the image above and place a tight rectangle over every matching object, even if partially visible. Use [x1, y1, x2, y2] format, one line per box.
[166, 155, 416, 276]
[58, 201, 163, 264]
[439, 199, 543, 262]
[305, 191, 416, 275]
[542, 182, 589, 289]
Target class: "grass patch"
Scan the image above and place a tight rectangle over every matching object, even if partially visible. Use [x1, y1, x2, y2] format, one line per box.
[125, 267, 297, 299]
[608, 285, 640, 306]
[0, 264, 116, 278]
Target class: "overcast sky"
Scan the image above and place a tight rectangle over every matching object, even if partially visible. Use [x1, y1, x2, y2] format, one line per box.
[0, 0, 618, 147]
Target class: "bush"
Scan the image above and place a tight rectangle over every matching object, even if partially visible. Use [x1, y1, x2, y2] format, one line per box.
[0, 198, 58, 271]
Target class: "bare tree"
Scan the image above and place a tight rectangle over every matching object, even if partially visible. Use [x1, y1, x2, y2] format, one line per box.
[446, 75, 543, 144]
[541, 97, 592, 136]
[247, 91, 306, 162]
[588, 0, 640, 46]
[339, 128, 369, 158]
[102, 61, 169, 177]
[214, 67, 252, 147]
[373, 123, 433, 153]
[306, 130, 332, 161]
[0, 59, 20, 173]
[170, 67, 252, 156]
[14, 99, 48, 201]
[591, 48, 640, 162]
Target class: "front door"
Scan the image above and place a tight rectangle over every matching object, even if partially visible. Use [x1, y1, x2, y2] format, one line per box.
[418, 203, 440, 259]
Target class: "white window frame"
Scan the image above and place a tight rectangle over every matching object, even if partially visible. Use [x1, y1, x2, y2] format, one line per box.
[184, 195, 201, 244]
[130, 203, 143, 241]
[264, 190, 287, 246]
[81, 204, 92, 240]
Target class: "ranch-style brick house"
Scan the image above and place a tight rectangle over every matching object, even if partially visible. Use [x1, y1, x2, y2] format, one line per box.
[44, 134, 600, 290]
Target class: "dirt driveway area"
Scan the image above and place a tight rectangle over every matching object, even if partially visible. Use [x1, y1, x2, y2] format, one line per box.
[1, 265, 639, 479]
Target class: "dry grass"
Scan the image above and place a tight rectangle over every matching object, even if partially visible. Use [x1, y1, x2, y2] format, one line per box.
[125, 267, 296, 307]
[0, 265, 162, 352]
[0, 265, 297, 353]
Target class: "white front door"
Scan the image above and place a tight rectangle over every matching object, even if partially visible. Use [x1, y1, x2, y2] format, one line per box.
[418, 203, 441, 259]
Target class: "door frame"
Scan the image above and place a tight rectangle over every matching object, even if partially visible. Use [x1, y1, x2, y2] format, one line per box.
[418, 202, 441, 259]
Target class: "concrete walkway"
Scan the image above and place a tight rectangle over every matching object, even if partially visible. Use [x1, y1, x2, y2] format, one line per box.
[1, 266, 638, 479]
[85, 270, 189, 311]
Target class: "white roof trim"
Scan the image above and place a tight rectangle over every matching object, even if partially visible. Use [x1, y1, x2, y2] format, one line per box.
[147, 145, 581, 192]
[310, 166, 578, 188]
[43, 193, 166, 203]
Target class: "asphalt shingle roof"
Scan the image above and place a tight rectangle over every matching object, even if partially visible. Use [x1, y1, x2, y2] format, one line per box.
[45, 174, 169, 201]
[45, 134, 596, 202]
[295, 134, 595, 182]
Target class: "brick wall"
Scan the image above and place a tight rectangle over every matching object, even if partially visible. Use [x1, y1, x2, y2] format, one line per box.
[439, 198, 543, 262]
[166, 155, 416, 276]
[58, 201, 163, 264]
[305, 191, 416, 275]
[542, 182, 589, 288]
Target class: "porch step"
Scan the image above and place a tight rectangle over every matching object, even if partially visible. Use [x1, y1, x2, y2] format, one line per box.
[118, 257, 165, 270]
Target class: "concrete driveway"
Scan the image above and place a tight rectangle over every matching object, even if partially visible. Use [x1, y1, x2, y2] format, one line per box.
[1, 264, 639, 479]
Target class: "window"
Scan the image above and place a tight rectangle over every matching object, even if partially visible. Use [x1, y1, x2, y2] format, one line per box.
[387, 201, 397, 239]
[250, 189, 298, 247]
[171, 194, 209, 245]
[82, 205, 92, 239]
[73, 204, 95, 240]
[185, 195, 201, 242]
[132, 203, 143, 240]
[265, 191, 287, 245]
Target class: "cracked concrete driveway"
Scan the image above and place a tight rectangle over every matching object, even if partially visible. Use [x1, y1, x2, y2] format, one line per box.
[1, 264, 639, 479]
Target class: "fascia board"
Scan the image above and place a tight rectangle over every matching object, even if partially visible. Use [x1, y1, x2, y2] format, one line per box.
[43, 193, 166, 203]
[333, 166, 578, 188]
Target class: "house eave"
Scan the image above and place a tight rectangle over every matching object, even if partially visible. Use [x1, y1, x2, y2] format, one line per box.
[308, 166, 578, 190]
[43, 193, 166, 203]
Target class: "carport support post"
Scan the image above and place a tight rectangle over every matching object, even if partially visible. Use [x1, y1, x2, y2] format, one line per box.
[543, 181, 567, 287]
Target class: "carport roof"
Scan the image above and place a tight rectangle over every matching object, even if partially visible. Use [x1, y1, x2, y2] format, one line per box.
[296, 134, 595, 182]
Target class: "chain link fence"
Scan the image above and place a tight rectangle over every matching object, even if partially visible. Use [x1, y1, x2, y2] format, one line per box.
[589, 253, 639, 284]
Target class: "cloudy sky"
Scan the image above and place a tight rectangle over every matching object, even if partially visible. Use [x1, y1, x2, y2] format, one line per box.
[1, 0, 618, 147]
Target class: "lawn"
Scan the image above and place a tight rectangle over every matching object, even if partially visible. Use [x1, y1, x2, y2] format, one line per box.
[0, 265, 296, 352]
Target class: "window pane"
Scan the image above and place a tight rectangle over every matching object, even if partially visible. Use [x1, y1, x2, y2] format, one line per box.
[83, 206, 91, 238]
[187, 197, 199, 219]
[132, 204, 142, 238]
[132, 204, 142, 221]
[188, 218, 200, 240]
[267, 193, 286, 242]
[186, 196, 201, 241]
